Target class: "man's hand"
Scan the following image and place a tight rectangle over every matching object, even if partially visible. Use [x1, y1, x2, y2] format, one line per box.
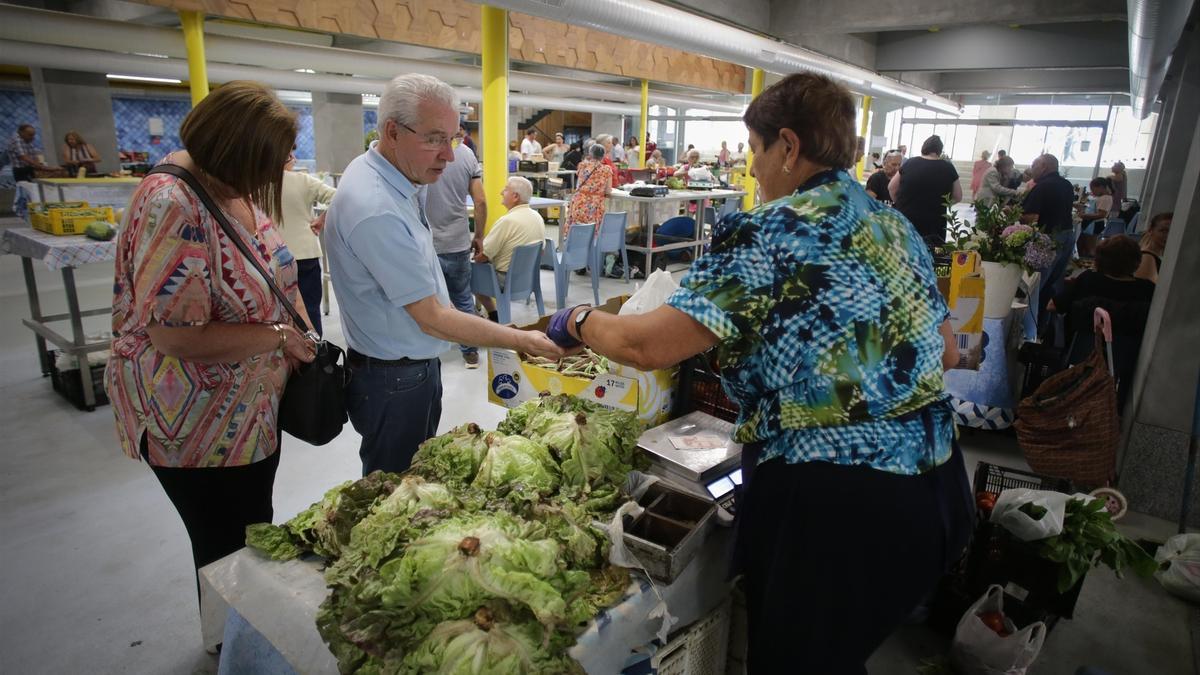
[470, 237, 484, 256]
[310, 212, 327, 235]
[518, 330, 570, 360]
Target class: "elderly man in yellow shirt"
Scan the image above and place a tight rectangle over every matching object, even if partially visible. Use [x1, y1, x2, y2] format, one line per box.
[474, 176, 546, 321]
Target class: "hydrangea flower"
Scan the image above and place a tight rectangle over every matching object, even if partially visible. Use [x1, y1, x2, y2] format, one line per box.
[1023, 233, 1057, 269]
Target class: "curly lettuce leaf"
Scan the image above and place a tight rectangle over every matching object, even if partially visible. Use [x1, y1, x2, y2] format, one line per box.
[286, 471, 403, 560]
[410, 423, 491, 487]
[245, 523, 303, 561]
[471, 434, 561, 505]
[399, 606, 584, 675]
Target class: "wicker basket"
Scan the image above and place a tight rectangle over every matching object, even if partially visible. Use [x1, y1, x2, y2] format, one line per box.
[1014, 338, 1118, 489]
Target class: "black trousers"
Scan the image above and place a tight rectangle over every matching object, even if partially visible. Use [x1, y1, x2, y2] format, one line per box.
[296, 257, 323, 336]
[735, 441, 973, 674]
[142, 436, 280, 608]
[13, 166, 35, 183]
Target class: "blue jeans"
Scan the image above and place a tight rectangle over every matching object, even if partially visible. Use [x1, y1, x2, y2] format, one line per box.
[436, 251, 477, 355]
[1039, 228, 1077, 323]
[345, 356, 442, 475]
[295, 257, 322, 336]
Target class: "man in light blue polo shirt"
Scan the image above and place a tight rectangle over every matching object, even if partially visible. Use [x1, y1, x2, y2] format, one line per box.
[326, 74, 565, 475]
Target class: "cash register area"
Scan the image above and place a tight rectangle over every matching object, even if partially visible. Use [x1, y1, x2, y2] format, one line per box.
[0, 236, 1187, 674]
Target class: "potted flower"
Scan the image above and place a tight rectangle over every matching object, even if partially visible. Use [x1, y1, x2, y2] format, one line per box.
[945, 199, 1056, 319]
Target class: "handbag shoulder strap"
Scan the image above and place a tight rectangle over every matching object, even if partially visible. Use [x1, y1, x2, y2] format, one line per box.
[147, 164, 307, 330]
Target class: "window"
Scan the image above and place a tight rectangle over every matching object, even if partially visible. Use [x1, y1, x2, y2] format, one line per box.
[951, 125, 978, 160]
[1100, 106, 1157, 169]
[1010, 125, 1047, 164]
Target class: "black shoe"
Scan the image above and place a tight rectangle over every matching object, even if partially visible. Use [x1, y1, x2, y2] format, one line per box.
[574, 268, 589, 276]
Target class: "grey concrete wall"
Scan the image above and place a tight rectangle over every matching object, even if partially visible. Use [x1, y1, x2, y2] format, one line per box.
[1120, 36, 1200, 526]
[590, 113, 625, 142]
[1144, 38, 1200, 220]
[311, 92, 363, 174]
[30, 67, 119, 174]
[790, 32, 877, 71]
[671, 0, 769, 33]
[768, 0, 1124, 34]
[875, 23, 1129, 72]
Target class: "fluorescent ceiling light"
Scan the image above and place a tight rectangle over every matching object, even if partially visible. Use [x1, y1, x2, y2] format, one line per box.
[871, 82, 924, 103]
[926, 99, 962, 115]
[132, 52, 169, 59]
[294, 68, 316, 74]
[106, 73, 182, 84]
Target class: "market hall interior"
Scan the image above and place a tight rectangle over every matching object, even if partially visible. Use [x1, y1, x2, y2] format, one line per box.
[1, 0, 1199, 673]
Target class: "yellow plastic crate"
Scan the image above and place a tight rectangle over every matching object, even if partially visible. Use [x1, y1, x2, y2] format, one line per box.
[30, 203, 115, 236]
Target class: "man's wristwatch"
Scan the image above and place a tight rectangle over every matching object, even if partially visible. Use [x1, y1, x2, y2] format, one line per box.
[573, 308, 594, 341]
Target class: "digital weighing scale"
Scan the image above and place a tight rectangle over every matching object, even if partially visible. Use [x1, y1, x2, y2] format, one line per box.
[637, 411, 743, 512]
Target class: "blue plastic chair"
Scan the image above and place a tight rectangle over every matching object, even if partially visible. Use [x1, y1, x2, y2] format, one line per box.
[718, 198, 739, 219]
[590, 211, 630, 285]
[470, 241, 545, 325]
[1127, 211, 1141, 233]
[703, 205, 719, 229]
[550, 223, 597, 307]
[1100, 219, 1127, 238]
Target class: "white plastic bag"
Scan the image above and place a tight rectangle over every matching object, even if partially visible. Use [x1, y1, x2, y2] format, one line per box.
[619, 270, 679, 316]
[1156, 533, 1200, 603]
[989, 489, 1072, 541]
[950, 585, 1046, 675]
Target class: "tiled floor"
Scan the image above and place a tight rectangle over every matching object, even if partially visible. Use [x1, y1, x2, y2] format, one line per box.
[0, 217, 1194, 674]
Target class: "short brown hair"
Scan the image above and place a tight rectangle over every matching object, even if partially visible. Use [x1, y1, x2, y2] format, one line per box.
[743, 72, 857, 169]
[179, 81, 296, 221]
[1095, 235, 1142, 277]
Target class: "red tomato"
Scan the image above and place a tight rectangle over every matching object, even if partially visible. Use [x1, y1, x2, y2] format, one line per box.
[978, 610, 1007, 636]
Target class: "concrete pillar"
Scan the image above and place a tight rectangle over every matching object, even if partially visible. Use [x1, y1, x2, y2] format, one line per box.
[30, 68, 119, 174]
[1145, 36, 1200, 219]
[1119, 37, 1200, 528]
[311, 92, 363, 174]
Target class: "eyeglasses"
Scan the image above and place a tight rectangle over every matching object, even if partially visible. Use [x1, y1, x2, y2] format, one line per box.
[397, 122, 453, 150]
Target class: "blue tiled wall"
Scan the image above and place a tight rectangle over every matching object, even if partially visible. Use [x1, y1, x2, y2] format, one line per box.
[364, 109, 377, 136]
[287, 105, 315, 160]
[1, 89, 43, 187]
[111, 96, 191, 164]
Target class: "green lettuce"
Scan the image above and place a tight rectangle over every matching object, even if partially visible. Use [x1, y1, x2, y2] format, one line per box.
[410, 423, 491, 487]
[522, 410, 637, 495]
[285, 471, 403, 560]
[399, 606, 584, 675]
[326, 475, 460, 586]
[471, 434, 561, 505]
[245, 523, 303, 561]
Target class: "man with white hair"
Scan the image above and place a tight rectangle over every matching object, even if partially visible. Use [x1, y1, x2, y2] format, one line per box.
[326, 74, 564, 475]
[474, 176, 546, 320]
[866, 150, 902, 204]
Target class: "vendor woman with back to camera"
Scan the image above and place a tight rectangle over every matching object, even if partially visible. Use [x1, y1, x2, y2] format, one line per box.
[543, 73, 974, 674]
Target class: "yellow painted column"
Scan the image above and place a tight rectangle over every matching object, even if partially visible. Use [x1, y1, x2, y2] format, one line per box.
[178, 11, 209, 106]
[481, 5, 509, 232]
[639, 79, 649, 168]
[742, 68, 764, 211]
[856, 95, 872, 180]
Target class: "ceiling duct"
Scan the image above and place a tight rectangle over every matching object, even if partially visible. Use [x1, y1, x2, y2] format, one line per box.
[1127, 0, 1195, 119]
[0, 4, 743, 113]
[473, 0, 961, 112]
[0, 40, 642, 115]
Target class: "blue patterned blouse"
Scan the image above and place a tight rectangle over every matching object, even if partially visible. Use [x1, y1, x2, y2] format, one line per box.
[667, 169, 954, 475]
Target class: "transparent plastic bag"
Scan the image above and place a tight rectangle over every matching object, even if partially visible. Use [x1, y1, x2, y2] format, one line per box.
[619, 270, 679, 316]
[989, 489, 1074, 541]
[1156, 533, 1200, 603]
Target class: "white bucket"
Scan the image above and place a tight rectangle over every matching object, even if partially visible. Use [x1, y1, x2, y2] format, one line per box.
[981, 261, 1024, 319]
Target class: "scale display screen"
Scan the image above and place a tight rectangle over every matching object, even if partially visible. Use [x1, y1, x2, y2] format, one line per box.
[705, 468, 743, 500]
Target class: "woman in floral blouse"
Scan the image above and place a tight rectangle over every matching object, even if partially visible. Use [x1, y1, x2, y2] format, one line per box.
[545, 73, 972, 672]
[564, 143, 614, 238]
[105, 82, 315, 606]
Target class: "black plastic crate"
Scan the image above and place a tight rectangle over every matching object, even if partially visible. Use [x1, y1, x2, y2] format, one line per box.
[48, 350, 109, 411]
[973, 462, 1074, 501]
[671, 353, 738, 423]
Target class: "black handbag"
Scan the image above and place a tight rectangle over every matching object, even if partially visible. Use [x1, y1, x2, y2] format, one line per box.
[147, 165, 348, 445]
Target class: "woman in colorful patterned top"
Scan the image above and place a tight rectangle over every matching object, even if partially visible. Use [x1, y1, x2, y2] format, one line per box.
[105, 82, 316, 607]
[545, 73, 973, 673]
[564, 143, 614, 239]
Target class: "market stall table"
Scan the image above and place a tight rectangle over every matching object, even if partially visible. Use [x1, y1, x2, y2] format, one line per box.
[609, 188, 744, 272]
[0, 227, 116, 409]
[198, 528, 733, 674]
[34, 176, 141, 209]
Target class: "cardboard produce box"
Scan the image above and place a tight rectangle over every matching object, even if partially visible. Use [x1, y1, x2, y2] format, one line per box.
[486, 296, 678, 425]
[937, 251, 986, 371]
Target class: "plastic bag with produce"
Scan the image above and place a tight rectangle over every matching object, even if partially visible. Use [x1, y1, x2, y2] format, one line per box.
[950, 585, 1046, 675]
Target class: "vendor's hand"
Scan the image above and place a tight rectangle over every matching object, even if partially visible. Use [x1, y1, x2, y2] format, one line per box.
[470, 237, 484, 256]
[282, 324, 317, 365]
[519, 330, 570, 360]
[546, 305, 585, 348]
[309, 212, 327, 235]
